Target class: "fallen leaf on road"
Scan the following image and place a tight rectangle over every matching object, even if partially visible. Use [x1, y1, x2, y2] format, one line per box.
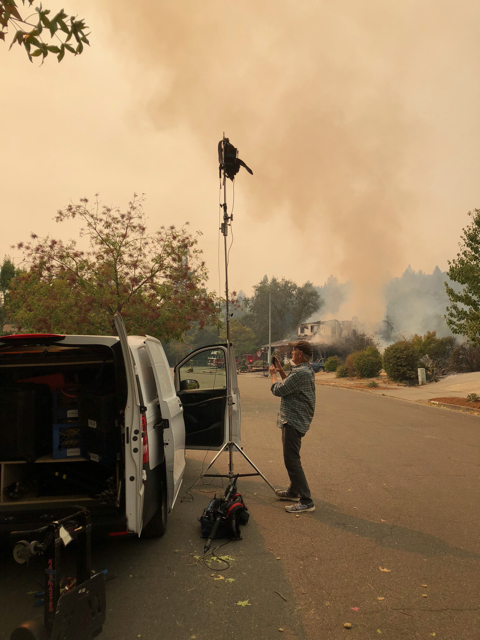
[278, 629, 284, 632]
[351, 607, 359, 612]
[213, 575, 225, 581]
[237, 600, 252, 607]
[422, 584, 428, 587]
[377, 597, 385, 601]
[225, 578, 235, 583]
[422, 594, 428, 598]
[379, 567, 391, 572]
[344, 623, 352, 629]
[381, 519, 386, 522]
[377, 630, 382, 634]
[430, 634, 436, 637]
[324, 602, 331, 606]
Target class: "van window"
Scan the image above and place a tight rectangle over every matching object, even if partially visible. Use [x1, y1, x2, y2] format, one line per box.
[135, 346, 158, 404]
[179, 348, 226, 391]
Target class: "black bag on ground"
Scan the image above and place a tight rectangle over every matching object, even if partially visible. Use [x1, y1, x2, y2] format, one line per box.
[199, 492, 249, 540]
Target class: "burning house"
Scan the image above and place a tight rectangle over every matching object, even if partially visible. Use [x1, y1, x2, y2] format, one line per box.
[297, 318, 360, 342]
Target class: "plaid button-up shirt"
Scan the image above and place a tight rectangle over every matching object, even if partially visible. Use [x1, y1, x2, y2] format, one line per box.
[271, 362, 316, 434]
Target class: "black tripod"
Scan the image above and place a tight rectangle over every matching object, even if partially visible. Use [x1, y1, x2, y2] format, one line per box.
[200, 135, 275, 492]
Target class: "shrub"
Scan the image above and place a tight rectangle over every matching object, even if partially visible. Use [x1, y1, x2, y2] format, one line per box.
[467, 393, 480, 402]
[449, 344, 480, 372]
[366, 380, 379, 388]
[345, 351, 363, 377]
[411, 331, 456, 361]
[324, 356, 342, 372]
[335, 364, 348, 378]
[383, 341, 418, 382]
[353, 348, 383, 378]
[239, 358, 248, 372]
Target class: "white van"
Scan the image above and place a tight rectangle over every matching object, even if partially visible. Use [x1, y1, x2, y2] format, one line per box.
[0, 314, 240, 538]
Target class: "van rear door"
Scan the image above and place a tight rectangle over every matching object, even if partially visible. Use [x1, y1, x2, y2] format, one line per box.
[173, 345, 241, 450]
[144, 336, 185, 509]
[113, 313, 144, 535]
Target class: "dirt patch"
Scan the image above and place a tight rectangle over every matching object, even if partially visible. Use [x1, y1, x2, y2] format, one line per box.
[430, 396, 480, 409]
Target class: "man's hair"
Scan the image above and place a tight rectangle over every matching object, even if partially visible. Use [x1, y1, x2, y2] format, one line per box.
[294, 340, 313, 360]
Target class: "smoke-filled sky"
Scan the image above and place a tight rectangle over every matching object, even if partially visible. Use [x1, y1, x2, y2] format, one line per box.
[1, 1, 479, 322]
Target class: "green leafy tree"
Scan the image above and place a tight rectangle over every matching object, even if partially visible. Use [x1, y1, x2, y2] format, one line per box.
[7, 194, 220, 339]
[244, 276, 323, 345]
[445, 209, 480, 344]
[0, 256, 21, 331]
[0, 256, 16, 302]
[219, 319, 258, 357]
[1, 0, 89, 62]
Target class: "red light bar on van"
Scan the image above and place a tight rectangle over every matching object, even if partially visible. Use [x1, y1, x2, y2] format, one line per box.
[0, 333, 66, 344]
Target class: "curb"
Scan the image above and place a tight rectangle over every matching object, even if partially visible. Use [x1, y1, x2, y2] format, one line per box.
[428, 400, 480, 416]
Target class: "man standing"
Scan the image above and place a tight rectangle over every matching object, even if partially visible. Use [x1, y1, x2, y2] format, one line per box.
[270, 340, 316, 513]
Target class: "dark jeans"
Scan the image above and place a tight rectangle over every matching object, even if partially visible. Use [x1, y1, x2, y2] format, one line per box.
[282, 424, 312, 504]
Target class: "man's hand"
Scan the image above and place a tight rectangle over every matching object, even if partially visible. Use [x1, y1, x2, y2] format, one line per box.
[270, 363, 278, 384]
[273, 356, 287, 380]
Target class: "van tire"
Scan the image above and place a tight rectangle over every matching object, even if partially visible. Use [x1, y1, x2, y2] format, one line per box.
[142, 477, 167, 538]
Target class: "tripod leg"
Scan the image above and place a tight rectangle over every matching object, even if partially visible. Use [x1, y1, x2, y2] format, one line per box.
[231, 443, 277, 492]
[202, 443, 229, 473]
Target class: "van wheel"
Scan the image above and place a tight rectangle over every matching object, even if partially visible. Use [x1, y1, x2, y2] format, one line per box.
[142, 478, 167, 538]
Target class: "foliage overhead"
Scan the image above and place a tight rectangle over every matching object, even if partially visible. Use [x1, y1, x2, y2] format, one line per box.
[0, 0, 89, 62]
[7, 194, 219, 339]
[445, 209, 480, 345]
[244, 276, 323, 345]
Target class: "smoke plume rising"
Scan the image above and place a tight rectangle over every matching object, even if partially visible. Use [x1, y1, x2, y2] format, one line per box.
[97, 1, 479, 321]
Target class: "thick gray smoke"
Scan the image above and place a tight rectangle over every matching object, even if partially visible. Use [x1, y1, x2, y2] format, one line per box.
[312, 267, 458, 343]
[97, 1, 480, 321]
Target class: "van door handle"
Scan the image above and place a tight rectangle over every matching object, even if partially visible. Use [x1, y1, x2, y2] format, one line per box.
[154, 419, 169, 430]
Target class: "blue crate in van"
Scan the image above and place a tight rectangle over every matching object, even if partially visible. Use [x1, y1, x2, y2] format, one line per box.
[53, 392, 79, 422]
[52, 423, 82, 459]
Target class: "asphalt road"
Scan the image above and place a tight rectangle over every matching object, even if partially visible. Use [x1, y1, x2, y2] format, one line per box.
[1, 375, 479, 640]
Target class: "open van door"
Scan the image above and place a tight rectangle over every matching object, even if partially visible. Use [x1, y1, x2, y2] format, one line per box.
[144, 336, 185, 509]
[113, 313, 144, 535]
[174, 344, 241, 450]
